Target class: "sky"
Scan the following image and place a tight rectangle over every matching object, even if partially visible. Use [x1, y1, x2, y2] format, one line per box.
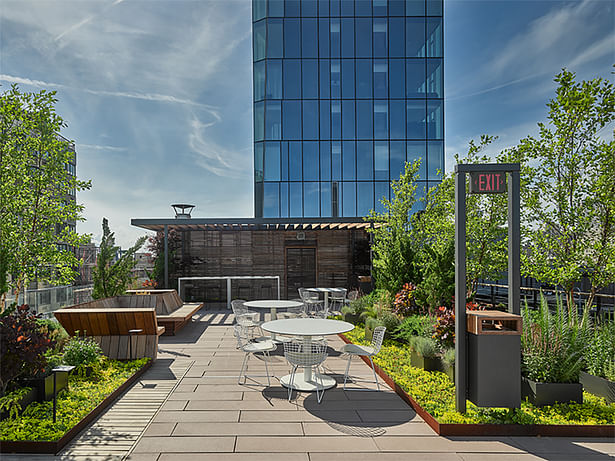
[0, 0, 613, 248]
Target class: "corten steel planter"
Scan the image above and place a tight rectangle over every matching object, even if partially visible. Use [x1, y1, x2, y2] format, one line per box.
[580, 371, 615, 403]
[522, 377, 583, 407]
[338, 333, 614, 437]
[410, 350, 442, 372]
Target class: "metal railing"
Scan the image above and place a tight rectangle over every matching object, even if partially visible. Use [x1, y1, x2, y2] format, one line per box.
[3, 284, 93, 317]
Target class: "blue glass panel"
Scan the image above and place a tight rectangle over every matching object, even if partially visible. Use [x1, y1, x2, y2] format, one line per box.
[406, 18, 425, 57]
[303, 141, 319, 180]
[356, 141, 374, 180]
[320, 141, 331, 180]
[290, 182, 303, 217]
[390, 140, 405, 179]
[355, 18, 372, 58]
[265, 101, 281, 140]
[253, 0, 266, 21]
[427, 0, 443, 16]
[357, 182, 374, 216]
[254, 60, 265, 101]
[342, 141, 356, 180]
[427, 100, 443, 139]
[321, 182, 331, 217]
[373, 18, 387, 58]
[342, 182, 356, 217]
[330, 19, 340, 58]
[283, 59, 301, 98]
[407, 140, 426, 179]
[389, 59, 405, 98]
[375, 181, 389, 213]
[356, 0, 372, 16]
[263, 182, 279, 217]
[342, 100, 355, 139]
[341, 60, 355, 99]
[406, 0, 424, 15]
[253, 20, 266, 61]
[302, 18, 318, 58]
[389, 0, 405, 16]
[427, 140, 443, 179]
[330, 0, 340, 16]
[375, 141, 389, 180]
[426, 58, 443, 98]
[356, 100, 373, 140]
[254, 141, 264, 182]
[390, 100, 405, 139]
[407, 100, 426, 139]
[341, 18, 354, 57]
[304, 182, 319, 217]
[283, 100, 301, 140]
[406, 59, 426, 97]
[266, 60, 282, 99]
[269, 0, 284, 17]
[264, 141, 281, 180]
[302, 0, 317, 16]
[331, 141, 342, 180]
[331, 100, 341, 139]
[302, 59, 318, 98]
[427, 18, 443, 57]
[319, 18, 330, 58]
[284, 18, 300, 58]
[254, 101, 264, 142]
[373, 0, 387, 15]
[318, 0, 330, 17]
[374, 100, 388, 139]
[289, 141, 302, 180]
[356, 60, 372, 98]
[331, 60, 341, 98]
[267, 19, 283, 58]
[320, 100, 331, 139]
[280, 182, 289, 217]
[286, 0, 300, 16]
[389, 17, 404, 57]
[281, 141, 289, 180]
[340, 0, 354, 16]
[319, 60, 330, 98]
[303, 100, 319, 140]
[373, 60, 388, 98]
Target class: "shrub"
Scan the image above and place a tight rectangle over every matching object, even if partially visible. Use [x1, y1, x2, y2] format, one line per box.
[392, 282, 421, 317]
[0, 387, 32, 419]
[394, 315, 435, 343]
[442, 347, 455, 368]
[378, 311, 401, 338]
[36, 318, 69, 353]
[411, 336, 439, 358]
[585, 317, 615, 381]
[432, 306, 455, 348]
[0, 305, 55, 395]
[62, 335, 103, 367]
[344, 289, 384, 316]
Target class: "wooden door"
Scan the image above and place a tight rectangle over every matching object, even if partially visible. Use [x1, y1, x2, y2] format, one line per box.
[286, 248, 317, 299]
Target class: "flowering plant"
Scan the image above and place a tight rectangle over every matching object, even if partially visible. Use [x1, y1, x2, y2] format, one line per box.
[432, 300, 486, 347]
[392, 283, 421, 317]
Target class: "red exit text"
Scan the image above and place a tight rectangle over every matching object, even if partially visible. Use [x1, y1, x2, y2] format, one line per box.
[469, 172, 507, 194]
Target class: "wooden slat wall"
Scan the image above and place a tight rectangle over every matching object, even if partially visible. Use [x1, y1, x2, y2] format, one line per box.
[54, 309, 158, 336]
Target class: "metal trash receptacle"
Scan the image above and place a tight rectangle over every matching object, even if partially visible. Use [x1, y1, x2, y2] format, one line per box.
[467, 310, 522, 408]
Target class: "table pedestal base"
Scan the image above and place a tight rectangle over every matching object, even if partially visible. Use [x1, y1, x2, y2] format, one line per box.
[280, 373, 337, 391]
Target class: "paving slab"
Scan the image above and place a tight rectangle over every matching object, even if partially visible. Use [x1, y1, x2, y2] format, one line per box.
[132, 436, 235, 453]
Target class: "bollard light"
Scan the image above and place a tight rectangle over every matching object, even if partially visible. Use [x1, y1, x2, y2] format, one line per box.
[129, 329, 143, 361]
[52, 365, 75, 423]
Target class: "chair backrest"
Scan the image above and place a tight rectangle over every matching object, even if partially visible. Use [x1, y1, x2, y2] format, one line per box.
[330, 288, 347, 301]
[347, 290, 359, 301]
[371, 326, 386, 354]
[231, 299, 248, 316]
[284, 340, 327, 367]
[233, 324, 250, 351]
[298, 288, 318, 302]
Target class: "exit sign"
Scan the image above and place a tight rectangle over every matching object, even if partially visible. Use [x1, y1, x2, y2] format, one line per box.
[469, 172, 507, 194]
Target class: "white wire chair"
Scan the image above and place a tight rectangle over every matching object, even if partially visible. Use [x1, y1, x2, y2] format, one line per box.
[298, 288, 322, 316]
[233, 325, 277, 386]
[341, 326, 386, 391]
[276, 299, 306, 319]
[328, 288, 347, 315]
[283, 339, 329, 403]
[231, 299, 263, 338]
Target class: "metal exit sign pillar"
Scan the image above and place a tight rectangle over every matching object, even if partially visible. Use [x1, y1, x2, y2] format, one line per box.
[454, 163, 521, 413]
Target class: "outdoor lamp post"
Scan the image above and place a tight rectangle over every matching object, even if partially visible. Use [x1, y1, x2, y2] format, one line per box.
[129, 329, 143, 360]
[52, 365, 75, 423]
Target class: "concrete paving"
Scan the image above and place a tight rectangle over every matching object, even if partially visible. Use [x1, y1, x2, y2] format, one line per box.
[2, 309, 613, 460]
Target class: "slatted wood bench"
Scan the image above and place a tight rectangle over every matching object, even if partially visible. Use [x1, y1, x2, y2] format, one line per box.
[54, 308, 164, 360]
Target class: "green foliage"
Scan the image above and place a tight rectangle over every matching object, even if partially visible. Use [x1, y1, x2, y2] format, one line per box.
[36, 318, 69, 353]
[514, 69, 615, 310]
[393, 315, 435, 343]
[359, 290, 392, 321]
[344, 289, 384, 316]
[62, 335, 103, 367]
[0, 304, 55, 395]
[586, 317, 615, 381]
[415, 240, 456, 311]
[442, 347, 455, 368]
[0, 358, 149, 441]
[0, 387, 32, 419]
[92, 218, 146, 299]
[411, 336, 439, 358]
[0, 85, 92, 307]
[378, 311, 401, 337]
[146, 229, 180, 288]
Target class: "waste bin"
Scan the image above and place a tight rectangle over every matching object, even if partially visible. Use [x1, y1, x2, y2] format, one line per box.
[467, 310, 522, 408]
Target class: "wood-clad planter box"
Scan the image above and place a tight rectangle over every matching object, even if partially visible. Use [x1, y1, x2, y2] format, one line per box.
[338, 333, 614, 437]
[410, 350, 442, 372]
[580, 371, 615, 403]
[0, 360, 151, 455]
[521, 377, 583, 407]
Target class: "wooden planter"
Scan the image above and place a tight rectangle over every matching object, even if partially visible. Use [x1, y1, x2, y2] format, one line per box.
[410, 350, 442, 372]
[580, 371, 615, 403]
[521, 377, 583, 407]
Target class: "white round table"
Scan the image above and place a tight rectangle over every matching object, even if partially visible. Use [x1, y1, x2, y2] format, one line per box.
[244, 300, 304, 341]
[261, 318, 354, 392]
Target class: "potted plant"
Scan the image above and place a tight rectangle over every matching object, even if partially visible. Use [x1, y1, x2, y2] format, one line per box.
[580, 318, 615, 403]
[409, 336, 441, 371]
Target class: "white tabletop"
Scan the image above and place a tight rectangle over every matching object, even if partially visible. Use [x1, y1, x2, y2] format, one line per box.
[261, 318, 354, 336]
[244, 300, 303, 309]
[304, 287, 346, 293]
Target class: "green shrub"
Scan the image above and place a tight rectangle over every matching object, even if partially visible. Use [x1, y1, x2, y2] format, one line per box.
[394, 315, 435, 343]
[62, 336, 103, 367]
[345, 289, 384, 316]
[442, 347, 455, 368]
[411, 336, 439, 358]
[586, 318, 615, 381]
[0, 387, 32, 419]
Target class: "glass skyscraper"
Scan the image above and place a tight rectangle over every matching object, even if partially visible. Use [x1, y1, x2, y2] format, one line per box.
[253, 0, 443, 219]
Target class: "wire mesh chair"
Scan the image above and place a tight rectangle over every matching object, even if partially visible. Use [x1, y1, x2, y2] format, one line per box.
[233, 325, 276, 386]
[298, 288, 322, 316]
[276, 299, 306, 319]
[283, 339, 329, 403]
[231, 299, 263, 339]
[328, 288, 347, 315]
[341, 326, 386, 391]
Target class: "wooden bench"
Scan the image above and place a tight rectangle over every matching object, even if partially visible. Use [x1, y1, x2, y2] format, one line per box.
[54, 308, 164, 360]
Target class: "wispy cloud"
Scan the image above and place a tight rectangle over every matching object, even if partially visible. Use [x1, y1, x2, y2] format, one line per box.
[78, 143, 127, 152]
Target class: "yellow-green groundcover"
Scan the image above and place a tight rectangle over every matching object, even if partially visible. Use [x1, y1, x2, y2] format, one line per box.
[344, 328, 615, 425]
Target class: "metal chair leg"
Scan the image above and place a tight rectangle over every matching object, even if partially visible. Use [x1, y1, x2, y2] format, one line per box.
[263, 352, 271, 387]
[238, 353, 249, 384]
[288, 365, 298, 401]
[369, 356, 380, 391]
[343, 354, 352, 390]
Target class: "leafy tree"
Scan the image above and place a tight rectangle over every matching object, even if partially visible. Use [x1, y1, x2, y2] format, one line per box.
[0, 85, 91, 310]
[146, 229, 180, 288]
[92, 218, 146, 299]
[514, 69, 615, 310]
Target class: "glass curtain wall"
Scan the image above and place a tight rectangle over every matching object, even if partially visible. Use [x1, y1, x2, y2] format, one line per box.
[254, 0, 444, 218]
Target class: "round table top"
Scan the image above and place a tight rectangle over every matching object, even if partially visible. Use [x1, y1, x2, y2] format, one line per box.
[261, 318, 354, 336]
[244, 300, 304, 309]
[304, 287, 346, 294]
